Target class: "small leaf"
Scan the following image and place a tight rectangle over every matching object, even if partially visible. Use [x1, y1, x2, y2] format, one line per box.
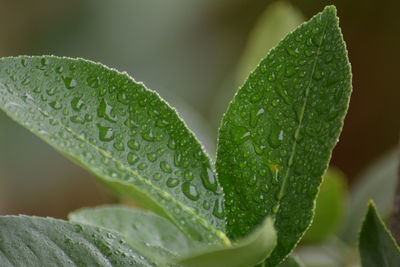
[0, 215, 154, 266]
[0, 56, 227, 244]
[302, 167, 348, 243]
[359, 201, 400, 267]
[178, 217, 276, 267]
[340, 149, 398, 244]
[69, 206, 201, 263]
[216, 6, 352, 266]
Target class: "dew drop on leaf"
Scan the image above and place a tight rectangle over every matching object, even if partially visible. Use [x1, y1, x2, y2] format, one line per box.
[71, 95, 84, 111]
[182, 182, 200, 201]
[160, 161, 172, 174]
[200, 167, 217, 193]
[212, 198, 224, 219]
[98, 99, 116, 122]
[97, 124, 114, 142]
[166, 178, 179, 188]
[62, 76, 77, 89]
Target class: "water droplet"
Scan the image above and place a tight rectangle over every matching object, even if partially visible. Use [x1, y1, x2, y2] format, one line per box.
[117, 92, 129, 105]
[213, 199, 224, 219]
[203, 200, 210, 210]
[231, 126, 250, 144]
[166, 178, 179, 188]
[98, 99, 116, 122]
[160, 161, 172, 173]
[127, 153, 139, 165]
[55, 66, 63, 73]
[184, 170, 194, 181]
[174, 152, 183, 167]
[248, 174, 257, 186]
[62, 76, 77, 89]
[46, 88, 58, 96]
[70, 115, 85, 124]
[284, 65, 296, 77]
[114, 142, 125, 151]
[49, 101, 62, 110]
[168, 138, 177, 150]
[147, 152, 157, 162]
[312, 69, 323, 81]
[268, 72, 276, 81]
[182, 182, 200, 201]
[142, 129, 155, 141]
[268, 124, 283, 148]
[153, 173, 162, 181]
[97, 124, 114, 142]
[71, 95, 84, 111]
[87, 75, 100, 88]
[128, 139, 140, 151]
[201, 167, 217, 192]
[250, 92, 263, 103]
[138, 163, 147, 170]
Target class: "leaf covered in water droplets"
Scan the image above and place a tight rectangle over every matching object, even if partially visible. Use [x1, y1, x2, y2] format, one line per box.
[0, 56, 227, 244]
[0, 215, 154, 266]
[69, 206, 202, 264]
[216, 6, 351, 266]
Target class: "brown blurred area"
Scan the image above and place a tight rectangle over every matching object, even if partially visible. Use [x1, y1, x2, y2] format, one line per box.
[0, 0, 399, 218]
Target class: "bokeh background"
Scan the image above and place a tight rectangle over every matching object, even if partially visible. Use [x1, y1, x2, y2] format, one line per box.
[1, 0, 399, 220]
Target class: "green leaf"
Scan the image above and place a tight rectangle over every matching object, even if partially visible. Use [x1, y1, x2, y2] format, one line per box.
[0, 215, 154, 266]
[359, 201, 400, 267]
[178, 217, 276, 267]
[302, 167, 348, 243]
[0, 56, 227, 244]
[216, 5, 351, 266]
[69, 206, 202, 263]
[340, 149, 398, 244]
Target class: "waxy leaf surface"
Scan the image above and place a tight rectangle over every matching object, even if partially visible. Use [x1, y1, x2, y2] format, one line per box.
[69, 206, 201, 263]
[0, 56, 226, 244]
[359, 202, 400, 267]
[0, 215, 154, 266]
[178, 217, 276, 267]
[216, 6, 351, 266]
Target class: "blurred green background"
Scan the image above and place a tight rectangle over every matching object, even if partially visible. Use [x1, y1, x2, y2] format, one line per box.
[0, 0, 399, 222]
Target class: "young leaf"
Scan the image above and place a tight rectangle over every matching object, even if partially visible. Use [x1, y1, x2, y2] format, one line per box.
[0, 56, 227, 244]
[216, 5, 351, 266]
[69, 206, 201, 263]
[0, 215, 154, 266]
[178, 217, 276, 267]
[359, 201, 400, 267]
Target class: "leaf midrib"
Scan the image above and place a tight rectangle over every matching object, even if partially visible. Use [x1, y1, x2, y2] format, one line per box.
[276, 17, 329, 209]
[1, 78, 225, 242]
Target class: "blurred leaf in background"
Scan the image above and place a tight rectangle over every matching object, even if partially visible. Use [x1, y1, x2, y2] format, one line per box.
[302, 168, 348, 244]
[211, 1, 304, 129]
[340, 149, 399, 244]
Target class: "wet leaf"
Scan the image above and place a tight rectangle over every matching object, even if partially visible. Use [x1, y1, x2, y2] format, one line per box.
[0, 56, 227, 244]
[216, 6, 352, 266]
[0, 215, 154, 266]
[178, 217, 276, 267]
[69, 206, 201, 264]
